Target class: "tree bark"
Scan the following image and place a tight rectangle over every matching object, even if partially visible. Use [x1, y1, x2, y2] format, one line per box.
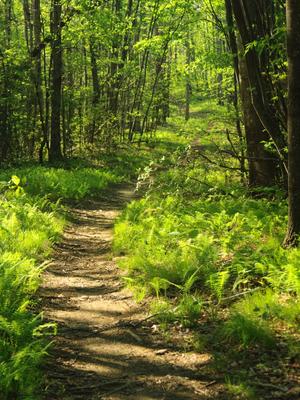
[283, 0, 300, 247]
[89, 39, 101, 144]
[230, 0, 287, 183]
[0, 0, 12, 161]
[238, 45, 276, 187]
[32, 0, 48, 163]
[49, 0, 63, 162]
[185, 36, 191, 121]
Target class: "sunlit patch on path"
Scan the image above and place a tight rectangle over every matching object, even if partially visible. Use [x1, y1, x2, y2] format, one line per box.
[41, 184, 220, 400]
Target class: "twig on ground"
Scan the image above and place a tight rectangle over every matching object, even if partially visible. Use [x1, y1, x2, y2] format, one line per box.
[98, 382, 132, 398]
[218, 287, 262, 303]
[253, 381, 288, 392]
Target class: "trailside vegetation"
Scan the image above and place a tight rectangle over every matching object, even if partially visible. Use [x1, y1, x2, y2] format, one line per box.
[114, 103, 299, 398]
[0, 177, 63, 398]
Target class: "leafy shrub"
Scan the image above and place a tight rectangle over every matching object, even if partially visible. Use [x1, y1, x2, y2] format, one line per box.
[150, 294, 203, 328]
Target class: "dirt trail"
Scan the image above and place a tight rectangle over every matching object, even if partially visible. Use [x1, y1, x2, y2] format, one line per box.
[41, 184, 219, 400]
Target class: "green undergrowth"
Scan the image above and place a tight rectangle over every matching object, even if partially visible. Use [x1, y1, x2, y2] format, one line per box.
[1, 131, 187, 202]
[114, 101, 300, 377]
[115, 186, 299, 331]
[0, 167, 123, 201]
[0, 178, 63, 398]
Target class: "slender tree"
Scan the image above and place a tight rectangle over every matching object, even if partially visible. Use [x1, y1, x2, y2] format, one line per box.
[283, 0, 300, 247]
[0, 0, 12, 161]
[185, 34, 192, 121]
[49, 0, 63, 162]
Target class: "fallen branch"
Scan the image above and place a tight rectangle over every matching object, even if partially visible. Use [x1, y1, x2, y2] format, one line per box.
[197, 151, 241, 171]
[188, 177, 236, 198]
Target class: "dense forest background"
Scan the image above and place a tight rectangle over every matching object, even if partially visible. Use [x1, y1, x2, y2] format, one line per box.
[0, 0, 300, 399]
[0, 0, 287, 166]
[0, 0, 291, 180]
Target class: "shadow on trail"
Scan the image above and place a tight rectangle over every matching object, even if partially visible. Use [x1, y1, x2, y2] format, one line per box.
[41, 183, 222, 400]
[44, 335, 217, 400]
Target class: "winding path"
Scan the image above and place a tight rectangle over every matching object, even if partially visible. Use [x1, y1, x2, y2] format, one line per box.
[41, 184, 218, 400]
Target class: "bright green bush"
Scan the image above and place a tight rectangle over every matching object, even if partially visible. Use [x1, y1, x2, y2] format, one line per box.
[0, 253, 56, 399]
[114, 191, 293, 296]
[222, 313, 276, 348]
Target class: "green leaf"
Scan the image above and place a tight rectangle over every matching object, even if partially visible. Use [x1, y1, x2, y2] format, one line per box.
[11, 175, 20, 186]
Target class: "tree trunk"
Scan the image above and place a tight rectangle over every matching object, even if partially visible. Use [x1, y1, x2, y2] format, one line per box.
[283, 0, 300, 247]
[238, 46, 276, 187]
[185, 36, 191, 121]
[108, 0, 122, 117]
[0, 0, 12, 161]
[49, 0, 63, 162]
[231, 0, 287, 183]
[89, 39, 101, 143]
[32, 0, 48, 163]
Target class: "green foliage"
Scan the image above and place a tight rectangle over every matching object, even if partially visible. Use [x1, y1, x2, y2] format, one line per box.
[225, 379, 256, 400]
[114, 101, 299, 351]
[150, 294, 203, 328]
[0, 150, 164, 398]
[0, 178, 63, 398]
[0, 166, 123, 201]
[229, 289, 300, 329]
[222, 313, 275, 349]
[221, 290, 299, 349]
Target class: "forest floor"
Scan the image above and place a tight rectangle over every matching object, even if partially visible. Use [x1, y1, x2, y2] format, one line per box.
[40, 183, 225, 400]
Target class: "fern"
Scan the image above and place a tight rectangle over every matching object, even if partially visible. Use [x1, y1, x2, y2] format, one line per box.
[207, 270, 230, 301]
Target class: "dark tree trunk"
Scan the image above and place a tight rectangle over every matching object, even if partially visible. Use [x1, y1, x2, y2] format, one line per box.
[128, 0, 159, 141]
[0, 0, 12, 161]
[32, 0, 48, 163]
[89, 39, 101, 143]
[108, 0, 122, 117]
[49, 0, 63, 162]
[283, 0, 300, 247]
[238, 47, 276, 187]
[225, 0, 275, 186]
[230, 0, 287, 183]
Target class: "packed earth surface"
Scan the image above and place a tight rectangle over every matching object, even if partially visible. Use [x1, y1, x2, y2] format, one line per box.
[40, 184, 224, 400]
